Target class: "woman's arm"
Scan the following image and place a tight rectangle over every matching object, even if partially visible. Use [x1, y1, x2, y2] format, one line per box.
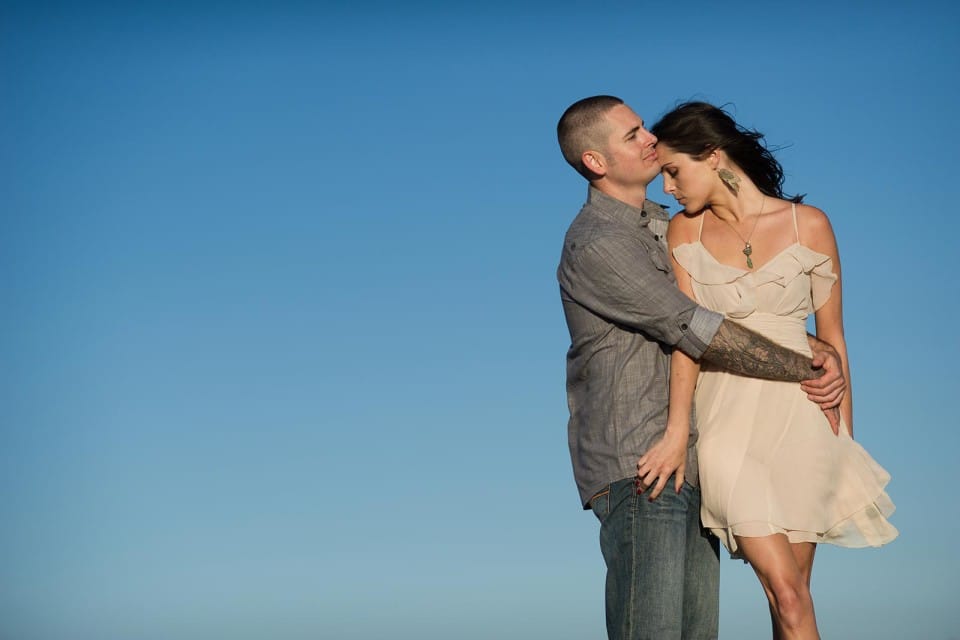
[801, 205, 854, 435]
[665, 214, 704, 438]
[636, 347, 700, 500]
[636, 215, 703, 499]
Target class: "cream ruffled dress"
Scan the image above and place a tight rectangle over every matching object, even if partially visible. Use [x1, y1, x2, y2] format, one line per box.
[673, 204, 898, 556]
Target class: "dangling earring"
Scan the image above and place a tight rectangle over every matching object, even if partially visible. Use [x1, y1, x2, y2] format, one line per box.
[718, 168, 740, 195]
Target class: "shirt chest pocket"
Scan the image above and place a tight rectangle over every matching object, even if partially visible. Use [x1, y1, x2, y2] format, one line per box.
[645, 246, 671, 274]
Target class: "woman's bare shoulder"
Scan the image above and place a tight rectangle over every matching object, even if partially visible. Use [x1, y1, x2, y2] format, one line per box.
[794, 202, 837, 250]
[667, 209, 704, 245]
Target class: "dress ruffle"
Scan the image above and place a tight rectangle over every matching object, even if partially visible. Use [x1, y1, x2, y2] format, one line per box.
[672, 242, 838, 318]
[707, 427, 899, 557]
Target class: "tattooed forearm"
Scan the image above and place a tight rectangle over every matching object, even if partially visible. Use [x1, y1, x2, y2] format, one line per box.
[701, 319, 824, 382]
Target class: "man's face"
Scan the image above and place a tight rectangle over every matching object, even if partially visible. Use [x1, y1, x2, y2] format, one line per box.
[599, 104, 660, 188]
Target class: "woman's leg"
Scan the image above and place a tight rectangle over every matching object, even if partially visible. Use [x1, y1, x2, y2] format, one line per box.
[790, 542, 817, 588]
[769, 542, 816, 640]
[736, 534, 820, 640]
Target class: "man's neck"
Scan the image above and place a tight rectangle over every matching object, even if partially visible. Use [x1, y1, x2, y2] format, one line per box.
[591, 181, 647, 209]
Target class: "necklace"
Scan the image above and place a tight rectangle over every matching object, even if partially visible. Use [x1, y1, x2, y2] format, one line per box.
[717, 196, 765, 268]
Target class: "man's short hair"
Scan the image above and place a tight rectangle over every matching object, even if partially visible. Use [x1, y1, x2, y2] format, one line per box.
[557, 95, 624, 179]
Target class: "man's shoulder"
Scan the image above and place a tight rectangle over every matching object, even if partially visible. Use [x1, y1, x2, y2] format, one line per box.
[564, 202, 634, 246]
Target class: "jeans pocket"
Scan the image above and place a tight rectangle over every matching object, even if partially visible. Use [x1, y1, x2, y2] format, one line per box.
[589, 486, 611, 523]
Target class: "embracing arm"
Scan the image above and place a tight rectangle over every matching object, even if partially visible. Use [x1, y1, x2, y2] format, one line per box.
[637, 218, 705, 500]
[700, 322, 844, 435]
[636, 347, 701, 500]
[700, 320, 825, 382]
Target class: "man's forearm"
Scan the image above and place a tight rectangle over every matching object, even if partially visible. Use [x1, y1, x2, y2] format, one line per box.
[701, 319, 823, 382]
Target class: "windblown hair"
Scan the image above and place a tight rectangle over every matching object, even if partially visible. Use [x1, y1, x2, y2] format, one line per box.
[650, 101, 803, 203]
[557, 95, 624, 179]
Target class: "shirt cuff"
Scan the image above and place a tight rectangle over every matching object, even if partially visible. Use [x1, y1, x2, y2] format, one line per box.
[677, 306, 724, 359]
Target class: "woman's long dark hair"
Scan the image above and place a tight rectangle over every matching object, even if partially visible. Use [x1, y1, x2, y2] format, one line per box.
[651, 102, 803, 203]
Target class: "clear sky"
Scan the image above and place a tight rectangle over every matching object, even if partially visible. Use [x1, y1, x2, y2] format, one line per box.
[2, 1, 958, 638]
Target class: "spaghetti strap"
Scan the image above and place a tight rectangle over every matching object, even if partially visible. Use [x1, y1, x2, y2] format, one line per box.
[698, 213, 706, 241]
[791, 202, 800, 242]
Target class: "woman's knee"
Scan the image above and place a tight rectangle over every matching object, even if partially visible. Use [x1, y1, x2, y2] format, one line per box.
[768, 579, 812, 628]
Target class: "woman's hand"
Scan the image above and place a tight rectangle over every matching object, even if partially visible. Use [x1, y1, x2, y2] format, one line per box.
[636, 427, 688, 501]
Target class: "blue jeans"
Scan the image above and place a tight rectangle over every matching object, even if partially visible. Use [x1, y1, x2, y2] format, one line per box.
[590, 476, 719, 640]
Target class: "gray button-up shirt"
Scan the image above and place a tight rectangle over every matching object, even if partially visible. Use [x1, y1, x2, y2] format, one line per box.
[558, 187, 724, 507]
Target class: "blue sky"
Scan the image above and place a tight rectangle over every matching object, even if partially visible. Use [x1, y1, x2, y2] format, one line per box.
[2, 1, 958, 638]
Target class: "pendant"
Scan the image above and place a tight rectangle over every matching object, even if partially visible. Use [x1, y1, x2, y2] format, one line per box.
[743, 242, 753, 269]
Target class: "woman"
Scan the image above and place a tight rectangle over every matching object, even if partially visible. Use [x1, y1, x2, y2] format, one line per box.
[648, 102, 897, 639]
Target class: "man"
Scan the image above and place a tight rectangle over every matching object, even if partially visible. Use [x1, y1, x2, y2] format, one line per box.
[556, 95, 844, 640]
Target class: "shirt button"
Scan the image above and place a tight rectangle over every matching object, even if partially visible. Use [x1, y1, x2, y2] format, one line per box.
[640, 211, 647, 217]
[680, 323, 688, 330]
[654, 235, 660, 241]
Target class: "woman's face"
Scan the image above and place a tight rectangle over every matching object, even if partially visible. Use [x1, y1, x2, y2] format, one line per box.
[656, 144, 715, 212]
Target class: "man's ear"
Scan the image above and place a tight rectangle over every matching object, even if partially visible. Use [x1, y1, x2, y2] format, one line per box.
[583, 150, 606, 176]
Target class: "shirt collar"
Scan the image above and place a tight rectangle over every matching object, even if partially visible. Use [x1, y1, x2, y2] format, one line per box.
[586, 186, 670, 228]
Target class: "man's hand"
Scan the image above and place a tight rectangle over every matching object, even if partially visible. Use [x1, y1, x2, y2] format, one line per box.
[802, 339, 845, 434]
[635, 428, 687, 501]
[801, 342, 845, 409]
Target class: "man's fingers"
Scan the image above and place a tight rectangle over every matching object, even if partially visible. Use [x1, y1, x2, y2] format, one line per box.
[801, 374, 841, 392]
[802, 376, 843, 400]
[807, 387, 842, 405]
[817, 390, 844, 410]
[811, 386, 844, 405]
[675, 471, 684, 494]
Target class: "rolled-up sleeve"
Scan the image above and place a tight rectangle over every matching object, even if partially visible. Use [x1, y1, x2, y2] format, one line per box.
[559, 232, 723, 359]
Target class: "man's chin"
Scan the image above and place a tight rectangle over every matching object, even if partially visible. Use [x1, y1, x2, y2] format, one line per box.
[640, 169, 660, 186]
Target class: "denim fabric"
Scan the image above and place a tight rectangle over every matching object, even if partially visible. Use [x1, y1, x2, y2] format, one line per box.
[590, 477, 719, 640]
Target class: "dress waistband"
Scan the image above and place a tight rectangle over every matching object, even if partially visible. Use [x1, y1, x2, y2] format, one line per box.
[728, 314, 810, 355]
